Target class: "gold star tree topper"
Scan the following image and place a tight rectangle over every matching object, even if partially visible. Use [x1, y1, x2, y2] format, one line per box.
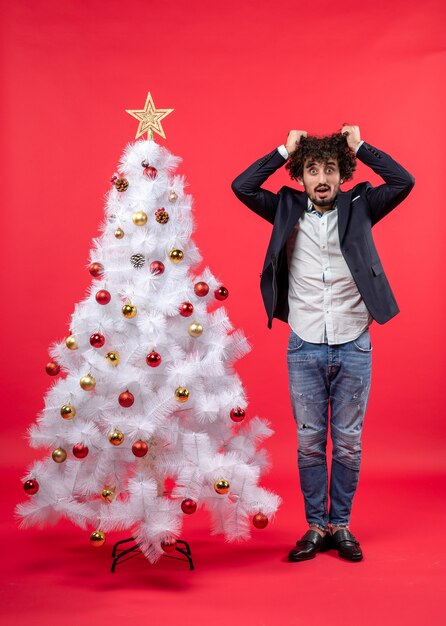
[126, 92, 174, 140]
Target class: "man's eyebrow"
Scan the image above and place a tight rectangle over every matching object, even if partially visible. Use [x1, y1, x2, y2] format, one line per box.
[305, 160, 338, 169]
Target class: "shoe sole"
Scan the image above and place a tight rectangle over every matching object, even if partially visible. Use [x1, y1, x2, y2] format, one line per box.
[288, 553, 317, 562]
[338, 552, 363, 562]
[288, 545, 331, 561]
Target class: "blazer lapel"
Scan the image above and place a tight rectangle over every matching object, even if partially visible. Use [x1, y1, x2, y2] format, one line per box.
[281, 189, 306, 244]
[263, 189, 306, 270]
[337, 190, 352, 244]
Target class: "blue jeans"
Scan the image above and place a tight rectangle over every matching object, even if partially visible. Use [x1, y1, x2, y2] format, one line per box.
[287, 328, 372, 531]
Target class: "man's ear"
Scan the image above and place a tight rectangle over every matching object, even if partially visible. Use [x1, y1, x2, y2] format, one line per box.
[297, 176, 304, 186]
[340, 179, 344, 184]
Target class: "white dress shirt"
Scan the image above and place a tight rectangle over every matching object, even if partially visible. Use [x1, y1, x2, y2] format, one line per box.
[277, 141, 371, 345]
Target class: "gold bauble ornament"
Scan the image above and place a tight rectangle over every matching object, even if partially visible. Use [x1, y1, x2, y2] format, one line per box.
[90, 530, 106, 547]
[214, 479, 230, 495]
[60, 404, 76, 419]
[168, 248, 184, 264]
[80, 373, 96, 391]
[168, 190, 178, 203]
[122, 303, 137, 318]
[175, 386, 190, 403]
[188, 322, 203, 337]
[132, 211, 148, 226]
[105, 351, 120, 366]
[65, 335, 78, 350]
[101, 486, 116, 503]
[52, 448, 67, 463]
[114, 227, 125, 239]
[108, 428, 125, 446]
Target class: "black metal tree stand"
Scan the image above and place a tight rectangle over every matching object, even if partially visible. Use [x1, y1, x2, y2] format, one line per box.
[110, 537, 194, 573]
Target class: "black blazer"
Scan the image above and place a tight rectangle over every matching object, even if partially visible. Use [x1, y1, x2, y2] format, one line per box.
[231, 142, 415, 328]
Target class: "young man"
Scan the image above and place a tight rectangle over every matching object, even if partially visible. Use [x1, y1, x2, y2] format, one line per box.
[231, 125, 415, 562]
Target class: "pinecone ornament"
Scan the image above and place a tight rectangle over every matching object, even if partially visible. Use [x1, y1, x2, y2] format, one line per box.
[155, 208, 169, 224]
[113, 176, 129, 192]
[130, 253, 145, 269]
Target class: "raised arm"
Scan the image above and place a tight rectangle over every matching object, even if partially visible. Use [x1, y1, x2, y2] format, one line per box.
[342, 125, 415, 225]
[358, 142, 415, 225]
[231, 131, 307, 224]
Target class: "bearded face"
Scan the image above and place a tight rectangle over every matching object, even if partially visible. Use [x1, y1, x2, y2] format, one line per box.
[298, 157, 343, 210]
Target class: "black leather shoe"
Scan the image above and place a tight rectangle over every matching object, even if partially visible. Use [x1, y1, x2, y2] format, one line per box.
[288, 529, 332, 562]
[331, 528, 363, 561]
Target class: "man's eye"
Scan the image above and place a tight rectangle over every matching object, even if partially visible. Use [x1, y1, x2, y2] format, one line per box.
[326, 168, 333, 173]
[310, 169, 317, 174]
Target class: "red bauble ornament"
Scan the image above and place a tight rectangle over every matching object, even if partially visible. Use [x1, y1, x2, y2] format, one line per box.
[89, 262, 104, 278]
[194, 281, 209, 297]
[143, 166, 158, 179]
[230, 407, 246, 422]
[24, 479, 39, 495]
[45, 361, 60, 376]
[146, 351, 161, 367]
[72, 443, 89, 459]
[181, 499, 197, 515]
[161, 538, 177, 553]
[90, 333, 105, 348]
[214, 286, 229, 301]
[149, 261, 165, 275]
[132, 440, 148, 457]
[96, 290, 111, 305]
[119, 390, 134, 408]
[179, 302, 194, 317]
[253, 513, 269, 529]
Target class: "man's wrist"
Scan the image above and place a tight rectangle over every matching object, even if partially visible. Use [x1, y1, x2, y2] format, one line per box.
[277, 144, 289, 159]
[354, 140, 364, 154]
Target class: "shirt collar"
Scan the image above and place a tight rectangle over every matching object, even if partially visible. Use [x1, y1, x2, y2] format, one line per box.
[306, 197, 337, 217]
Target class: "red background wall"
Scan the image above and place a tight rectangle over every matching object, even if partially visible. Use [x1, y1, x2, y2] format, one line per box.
[1, 1, 445, 624]
[3, 0, 444, 472]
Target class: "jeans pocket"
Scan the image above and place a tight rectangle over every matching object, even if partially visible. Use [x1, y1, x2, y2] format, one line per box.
[288, 330, 305, 352]
[353, 329, 372, 352]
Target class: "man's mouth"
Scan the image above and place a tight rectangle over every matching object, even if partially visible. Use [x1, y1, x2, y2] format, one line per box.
[316, 187, 330, 194]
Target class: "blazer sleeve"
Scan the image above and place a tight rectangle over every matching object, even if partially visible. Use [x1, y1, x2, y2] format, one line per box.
[231, 148, 288, 224]
[356, 142, 415, 225]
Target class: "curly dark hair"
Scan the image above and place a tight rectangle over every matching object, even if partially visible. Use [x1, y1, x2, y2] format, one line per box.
[285, 132, 357, 182]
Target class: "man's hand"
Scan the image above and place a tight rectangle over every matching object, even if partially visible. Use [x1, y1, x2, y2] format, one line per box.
[285, 130, 307, 156]
[341, 125, 361, 152]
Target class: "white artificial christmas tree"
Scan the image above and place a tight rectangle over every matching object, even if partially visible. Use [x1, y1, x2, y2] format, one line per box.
[16, 93, 281, 564]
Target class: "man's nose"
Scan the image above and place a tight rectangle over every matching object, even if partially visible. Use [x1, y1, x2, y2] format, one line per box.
[317, 171, 328, 184]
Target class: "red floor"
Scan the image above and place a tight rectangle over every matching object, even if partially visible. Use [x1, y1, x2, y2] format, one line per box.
[3, 464, 445, 626]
